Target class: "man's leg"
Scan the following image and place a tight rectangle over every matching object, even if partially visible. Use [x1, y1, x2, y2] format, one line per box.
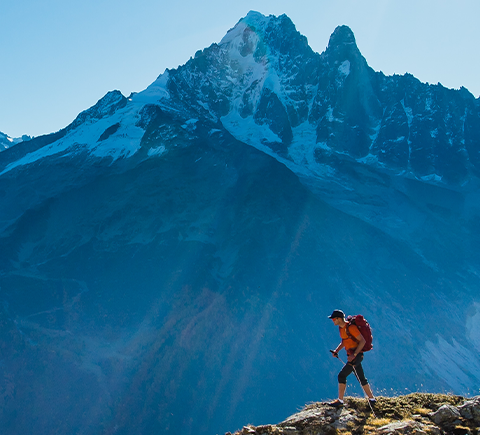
[353, 359, 375, 399]
[337, 362, 354, 400]
[328, 363, 353, 407]
[338, 383, 347, 401]
[362, 383, 374, 399]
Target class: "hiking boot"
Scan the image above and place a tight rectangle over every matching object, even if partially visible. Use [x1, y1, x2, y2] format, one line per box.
[327, 399, 344, 408]
[369, 398, 377, 406]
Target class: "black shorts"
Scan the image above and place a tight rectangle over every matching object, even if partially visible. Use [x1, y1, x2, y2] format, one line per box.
[338, 353, 368, 386]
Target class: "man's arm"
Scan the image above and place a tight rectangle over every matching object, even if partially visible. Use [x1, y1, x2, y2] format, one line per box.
[348, 334, 365, 361]
[332, 342, 345, 357]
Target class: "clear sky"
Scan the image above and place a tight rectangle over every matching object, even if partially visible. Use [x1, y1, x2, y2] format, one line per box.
[1, 0, 479, 138]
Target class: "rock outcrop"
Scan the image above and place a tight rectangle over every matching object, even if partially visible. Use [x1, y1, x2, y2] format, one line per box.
[230, 394, 480, 435]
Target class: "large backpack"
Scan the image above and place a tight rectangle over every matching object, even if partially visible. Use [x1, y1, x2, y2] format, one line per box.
[345, 314, 373, 352]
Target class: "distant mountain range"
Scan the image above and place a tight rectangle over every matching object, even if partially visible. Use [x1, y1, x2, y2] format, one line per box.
[0, 131, 28, 152]
[1, 11, 479, 435]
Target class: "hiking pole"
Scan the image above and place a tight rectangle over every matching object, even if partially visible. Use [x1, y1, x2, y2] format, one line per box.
[330, 350, 377, 418]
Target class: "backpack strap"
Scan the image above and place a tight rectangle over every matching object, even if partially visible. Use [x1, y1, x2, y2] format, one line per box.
[344, 323, 360, 344]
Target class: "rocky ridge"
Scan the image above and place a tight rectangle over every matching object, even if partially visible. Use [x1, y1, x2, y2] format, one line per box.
[231, 394, 480, 435]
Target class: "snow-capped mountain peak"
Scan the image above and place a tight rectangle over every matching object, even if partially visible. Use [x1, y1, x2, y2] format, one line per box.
[2, 11, 479, 188]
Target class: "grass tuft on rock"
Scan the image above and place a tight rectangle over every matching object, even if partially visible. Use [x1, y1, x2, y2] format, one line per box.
[346, 393, 463, 419]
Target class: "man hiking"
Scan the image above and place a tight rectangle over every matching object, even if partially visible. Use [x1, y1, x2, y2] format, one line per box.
[328, 309, 376, 408]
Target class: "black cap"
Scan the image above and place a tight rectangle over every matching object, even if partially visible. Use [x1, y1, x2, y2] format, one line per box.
[328, 309, 345, 319]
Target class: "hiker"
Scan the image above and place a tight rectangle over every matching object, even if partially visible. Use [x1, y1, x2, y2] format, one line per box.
[328, 309, 376, 408]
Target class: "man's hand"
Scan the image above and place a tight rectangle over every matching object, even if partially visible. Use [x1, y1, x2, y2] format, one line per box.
[330, 350, 338, 358]
[347, 353, 356, 363]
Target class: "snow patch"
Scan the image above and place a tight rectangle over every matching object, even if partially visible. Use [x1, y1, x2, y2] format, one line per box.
[134, 70, 171, 103]
[401, 100, 413, 127]
[419, 173, 442, 182]
[357, 153, 382, 166]
[182, 119, 198, 128]
[335, 60, 351, 87]
[338, 60, 350, 77]
[147, 145, 166, 157]
[208, 129, 222, 136]
[90, 121, 144, 160]
[221, 21, 249, 46]
[369, 121, 382, 142]
[288, 121, 318, 164]
[288, 123, 337, 178]
[0, 103, 145, 175]
[221, 111, 281, 147]
[326, 107, 344, 123]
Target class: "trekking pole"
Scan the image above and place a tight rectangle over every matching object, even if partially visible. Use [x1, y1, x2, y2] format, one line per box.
[330, 350, 377, 418]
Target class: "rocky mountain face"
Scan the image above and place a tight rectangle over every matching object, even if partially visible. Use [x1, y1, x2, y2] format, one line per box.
[164, 12, 480, 184]
[1, 11, 480, 435]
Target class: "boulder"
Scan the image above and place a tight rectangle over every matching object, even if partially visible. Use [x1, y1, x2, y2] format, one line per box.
[332, 409, 357, 430]
[377, 420, 440, 435]
[429, 404, 461, 426]
[458, 396, 480, 424]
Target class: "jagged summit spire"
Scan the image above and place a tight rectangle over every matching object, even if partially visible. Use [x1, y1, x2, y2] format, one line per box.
[240, 10, 296, 31]
[221, 11, 312, 60]
[328, 25, 357, 48]
[242, 10, 271, 27]
[323, 24, 364, 65]
[223, 11, 274, 42]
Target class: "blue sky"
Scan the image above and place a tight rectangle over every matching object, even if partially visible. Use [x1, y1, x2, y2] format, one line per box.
[1, 0, 479, 138]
